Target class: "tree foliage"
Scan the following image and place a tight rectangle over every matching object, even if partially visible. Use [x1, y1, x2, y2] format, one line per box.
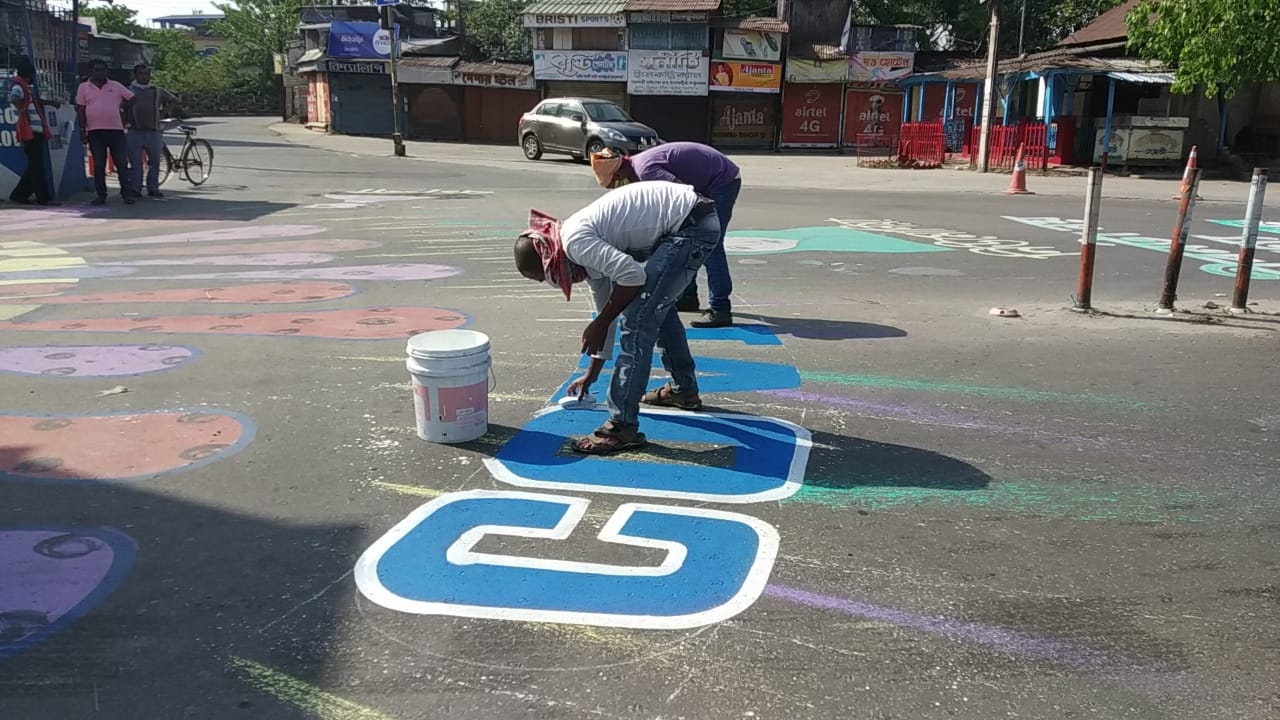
[79, 5, 146, 36]
[462, 0, 532, 62]
[214, 0, 305, 68]
[1126, 0, 1280, 97]
[79, 6, 243, 94]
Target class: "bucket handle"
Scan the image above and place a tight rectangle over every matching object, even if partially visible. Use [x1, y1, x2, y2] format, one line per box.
[489, 364, 498, 394]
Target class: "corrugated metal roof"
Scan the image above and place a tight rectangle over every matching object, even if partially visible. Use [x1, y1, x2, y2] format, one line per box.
[625, 0, 720, 11]
[1106, 71, 1174, 84]
[454, 61, 533, 78]
[523, 0, 629, 15]
[400, 56, 460, 69]
[710, 16, 788, 32]
[914, 51, 1169, 82]
[1057, 0, 1141, 48]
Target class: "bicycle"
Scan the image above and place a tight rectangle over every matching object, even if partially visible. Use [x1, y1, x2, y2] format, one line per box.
[159, 123, 214, 187]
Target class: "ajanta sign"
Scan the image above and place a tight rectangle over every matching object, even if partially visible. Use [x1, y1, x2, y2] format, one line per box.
[709, 61, 781, 94]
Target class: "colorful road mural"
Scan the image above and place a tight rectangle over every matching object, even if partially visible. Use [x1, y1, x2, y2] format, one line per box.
[0, 527, 137, 660]
[139, 263, 464, 282]
[0, 307, 468, 340]
[0, 282, 359, 305]
[0, 344, 200, 377]
[0, 410, 254, 483]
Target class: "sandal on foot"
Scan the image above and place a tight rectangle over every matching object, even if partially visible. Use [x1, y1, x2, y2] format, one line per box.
[571, 423, 647, 455]
[641, 384, 703, 411]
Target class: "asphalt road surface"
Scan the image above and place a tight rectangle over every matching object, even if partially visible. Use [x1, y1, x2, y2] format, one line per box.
[1, 117, 1277, 720]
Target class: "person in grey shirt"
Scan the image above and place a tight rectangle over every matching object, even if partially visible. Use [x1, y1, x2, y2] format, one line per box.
[126, 64, 178, 198]
[513, 180, 721, 454]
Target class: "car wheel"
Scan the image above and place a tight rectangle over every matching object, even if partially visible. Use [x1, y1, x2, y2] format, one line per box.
[585, 138, 606, 157]
[522, 133, 543, 160]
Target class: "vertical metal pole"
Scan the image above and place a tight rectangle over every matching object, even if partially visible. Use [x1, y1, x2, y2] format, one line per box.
[1017, 0, 1026, 56]
[1157, 168, 1202, 313]
[1073, 167, 1104, 312]
[387, 5, 405, 157]
[977, 0, 1000, 173]
[916, 83, 925, 121]
[1230, 168, 1269, 313]
[1100, 76, 1115, 174]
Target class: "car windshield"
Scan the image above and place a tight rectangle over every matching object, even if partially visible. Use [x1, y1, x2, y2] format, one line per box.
[583, 102, 632, 123]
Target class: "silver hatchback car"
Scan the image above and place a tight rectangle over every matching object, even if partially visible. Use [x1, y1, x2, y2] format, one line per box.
[518, 97, 662, 161]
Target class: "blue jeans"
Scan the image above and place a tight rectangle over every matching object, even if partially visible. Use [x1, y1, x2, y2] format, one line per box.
[608, 205, 722, 430]
[88, 129, 128, 199]
[127, 129, 165, 194]
[682, 178, 740, 313]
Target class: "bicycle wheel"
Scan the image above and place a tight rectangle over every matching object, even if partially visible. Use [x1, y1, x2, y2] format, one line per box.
[157, 146, 174, 187]
[181, 139, 214, 186]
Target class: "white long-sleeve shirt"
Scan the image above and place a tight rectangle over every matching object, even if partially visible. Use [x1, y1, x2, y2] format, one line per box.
[560, 180, 700, 360]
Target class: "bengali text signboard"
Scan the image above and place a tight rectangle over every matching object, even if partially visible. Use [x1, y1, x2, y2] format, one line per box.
[533, 51, 628, 82]
[628, 50, 708, 96]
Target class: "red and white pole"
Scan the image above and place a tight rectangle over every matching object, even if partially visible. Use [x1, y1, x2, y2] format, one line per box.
[1072, 167, 1104, 312]
[1157, 167, 1202, 313]
[1230, 168, 1269, 313]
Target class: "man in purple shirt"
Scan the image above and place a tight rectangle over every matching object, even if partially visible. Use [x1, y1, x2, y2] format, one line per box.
[591, 142, 741, 328]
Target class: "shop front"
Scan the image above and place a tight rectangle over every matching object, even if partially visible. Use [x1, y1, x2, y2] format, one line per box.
[842, 84, 905, 152]
[454, 62, 540, 143]
[627, 49, 709, 142]
[327, 60, 406, 137]
[708, 59, 781, 149]
[399, 56, 463, 141]
[779, 59, 848, 149]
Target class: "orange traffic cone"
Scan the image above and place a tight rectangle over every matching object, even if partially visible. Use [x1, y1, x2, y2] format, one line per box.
[1005, 143, 1035, 195]
[1172, 145, 1203, 200]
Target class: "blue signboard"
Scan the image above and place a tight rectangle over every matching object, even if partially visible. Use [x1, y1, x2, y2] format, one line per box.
[327, 21, 398, 59]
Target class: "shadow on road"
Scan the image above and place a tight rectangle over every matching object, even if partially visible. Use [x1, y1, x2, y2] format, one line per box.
[0, 444, 361, 719]
[733, 313, 907, 341]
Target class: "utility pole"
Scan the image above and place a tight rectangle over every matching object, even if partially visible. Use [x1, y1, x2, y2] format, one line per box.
[1017, 0, 1026, 56]
[382, 2, 406, 157]
[977, 0, 1001, 173]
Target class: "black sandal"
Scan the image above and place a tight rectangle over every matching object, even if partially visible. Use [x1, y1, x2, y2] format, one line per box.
[641, 383, 703, 411]
[570, 422, 647, 455]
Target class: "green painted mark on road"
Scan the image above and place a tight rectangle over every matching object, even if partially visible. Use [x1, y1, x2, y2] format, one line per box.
[229, 657, 397, 720]
[788, 480, 1207, 523]
[726, 226, 952, 256]
[799, 371, 1173, 410]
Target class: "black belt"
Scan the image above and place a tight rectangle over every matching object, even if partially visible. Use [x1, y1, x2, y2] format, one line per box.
[680, 197, 716, 229]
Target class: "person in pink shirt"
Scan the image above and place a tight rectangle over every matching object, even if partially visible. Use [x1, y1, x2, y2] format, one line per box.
[76, 59, 135, 205]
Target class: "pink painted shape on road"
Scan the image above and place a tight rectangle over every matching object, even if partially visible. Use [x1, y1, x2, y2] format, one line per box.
[99, 253, 336, 267]
[83, 239, 381, 258]
[145, 263, 463, 281]
[56, 225, 327, 249]
[0, 281, 358, 305]
[0, 306, 468, 340]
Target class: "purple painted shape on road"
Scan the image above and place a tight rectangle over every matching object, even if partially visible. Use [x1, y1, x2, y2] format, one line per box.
[765, 389, 1110, 450]
[0, 344, 200, 377]
[99, 253, 336, 267]
[0, 266, 135, 281]
[764, 584, 1115, 671]
[142, 263, 464, 281]
[56, 225, 327, 249]
[0, 527, 137, 661]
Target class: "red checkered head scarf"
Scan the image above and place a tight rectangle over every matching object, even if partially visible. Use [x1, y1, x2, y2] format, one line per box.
[525, 209, 587, 301]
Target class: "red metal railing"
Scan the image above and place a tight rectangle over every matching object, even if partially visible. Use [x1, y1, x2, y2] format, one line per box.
[897, 122, 946, 167]
[968, 121, 1050, 170]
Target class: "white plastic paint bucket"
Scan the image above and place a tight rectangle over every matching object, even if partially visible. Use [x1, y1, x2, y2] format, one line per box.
[405, 329, 491, 443]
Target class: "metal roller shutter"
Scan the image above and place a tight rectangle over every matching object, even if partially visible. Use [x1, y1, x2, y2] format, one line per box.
[544, 81, 628, 109]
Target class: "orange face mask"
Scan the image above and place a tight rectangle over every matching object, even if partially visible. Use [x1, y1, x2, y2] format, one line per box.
[590, 151, 625, 189]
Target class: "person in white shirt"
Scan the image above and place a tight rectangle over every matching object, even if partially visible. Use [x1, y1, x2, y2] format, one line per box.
[513, 180, 721, 454]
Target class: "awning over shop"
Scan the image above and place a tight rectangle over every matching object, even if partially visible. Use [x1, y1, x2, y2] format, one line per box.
[1104, 71, 1175, 84]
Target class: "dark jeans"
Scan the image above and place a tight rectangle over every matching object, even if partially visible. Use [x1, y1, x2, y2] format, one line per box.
[9, 132, 51, 204]
[681, 177, 740, 313]
[608, 204, 722, 429]
[88, 129, 129, 199]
